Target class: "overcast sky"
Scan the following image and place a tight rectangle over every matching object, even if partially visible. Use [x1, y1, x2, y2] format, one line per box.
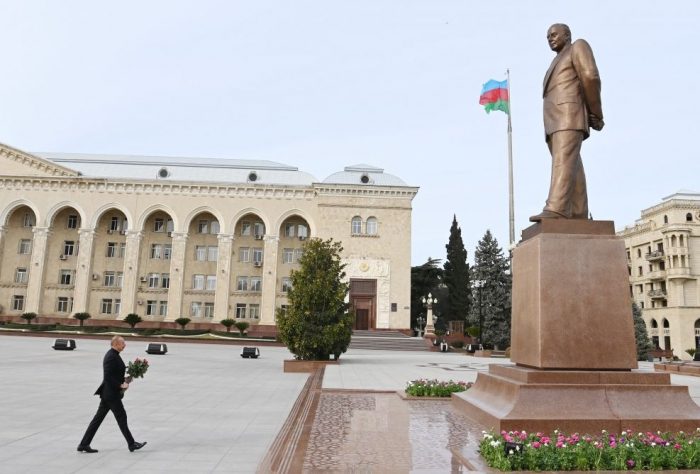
[2, 1, 698, 265]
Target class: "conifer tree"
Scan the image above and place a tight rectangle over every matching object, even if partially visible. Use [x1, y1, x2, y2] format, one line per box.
[410, 258, 443, 332]
[443, 215, 470, 323]
[470, 230, 512, 349]
[632, 301, 653, 360]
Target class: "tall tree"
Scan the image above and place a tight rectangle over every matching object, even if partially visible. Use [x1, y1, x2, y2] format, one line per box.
[443, 215, 470, 323]
[632, 301, 653, 360]
[276, 238, 353, 360]
[470, 230, 512, 349]
[410, 258, 443, 332]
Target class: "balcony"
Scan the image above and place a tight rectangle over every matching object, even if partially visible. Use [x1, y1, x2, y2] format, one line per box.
[648, 289, 667, 299]
[645, 250, 665, 261]
[647, 270, 666, 280]
[667, 267, 694, 280]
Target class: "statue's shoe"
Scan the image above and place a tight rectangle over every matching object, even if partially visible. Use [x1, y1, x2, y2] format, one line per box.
[529, 210, 563, 222]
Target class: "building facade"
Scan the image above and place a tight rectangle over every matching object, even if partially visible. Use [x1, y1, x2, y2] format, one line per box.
[617, 190, 700, 358]
[0, 142, 418, 333]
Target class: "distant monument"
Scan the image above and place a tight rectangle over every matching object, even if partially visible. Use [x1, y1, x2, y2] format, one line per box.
[454, 25, 700, 434]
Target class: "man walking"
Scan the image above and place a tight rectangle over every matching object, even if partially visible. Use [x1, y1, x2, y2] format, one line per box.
[530, 23, 604, 222]
[77, 336, 146, 453]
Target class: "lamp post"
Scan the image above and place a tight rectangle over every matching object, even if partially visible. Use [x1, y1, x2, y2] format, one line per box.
[473, 280, 486, 346]
[416, 316, 426, 337]
[421, 293, 438, 336]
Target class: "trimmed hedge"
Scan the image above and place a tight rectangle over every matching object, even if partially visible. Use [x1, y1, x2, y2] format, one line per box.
[158, 328, 211, 336]
[2, 323, 57, 331]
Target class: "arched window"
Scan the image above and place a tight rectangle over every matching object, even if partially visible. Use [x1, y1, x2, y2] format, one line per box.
[663, 319, 670, 328]
[651, 319, 658, 328]
[366, 217, 378, 235]
[637, 249, 641, 258]
[351, 216, 362, 235]
[663, 215, 668, 224]
[671, 235, 677, 247]
[694, 319, 700, 330]
[647, 246, 651, 254]
[687, 213, 693, 222]
[680, 235, 685, 247]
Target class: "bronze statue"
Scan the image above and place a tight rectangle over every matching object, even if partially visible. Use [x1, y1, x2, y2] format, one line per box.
[530, 24, 604, 222]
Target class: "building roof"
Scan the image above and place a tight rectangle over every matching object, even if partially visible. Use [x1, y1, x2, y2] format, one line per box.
[35, 152, 318, 186]
[662, 189, 700, 201]
[322, 164, 408, 186]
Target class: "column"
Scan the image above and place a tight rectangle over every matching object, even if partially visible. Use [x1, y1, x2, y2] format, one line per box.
[72, 229, 96, 313]
[0, 226, 6, 273]
[260, 235, 279, 325]
[165, 232, 189, 321]
[26, 227, 51, 314]
[214, 234, 234, 321]
[121, 230, 144, 314]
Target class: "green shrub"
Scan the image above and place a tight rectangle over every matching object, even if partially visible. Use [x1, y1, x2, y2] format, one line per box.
[21, 312, 38, 325]
[434, 329, 446, 337]
[174, 317, 191, 330]
[80, 325, 111, 333]
[504, 346, 511, 358]
[450, 340, 465, 349]
[686, 348, 697, 357]
[234, 321, 250, 336]
[405, 379, 472, 397]
[72, 312, 91, 327]
[276, 238, 353, 361]
[466, 326, 480, 338]
[141, 328, 163, 336]
[123, 313, 143, 328]
[211, 330, 245, 338]
[159, 328, 209, 336]
[220, 318, 236, 333]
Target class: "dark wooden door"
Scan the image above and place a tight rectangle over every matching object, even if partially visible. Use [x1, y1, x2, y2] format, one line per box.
[355, 309, 369, 330]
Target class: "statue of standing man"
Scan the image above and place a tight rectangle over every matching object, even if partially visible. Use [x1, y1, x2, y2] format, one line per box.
[530, 24, 604, 222]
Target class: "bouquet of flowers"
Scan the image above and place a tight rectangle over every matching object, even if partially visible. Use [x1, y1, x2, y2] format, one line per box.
[122, 358, 149, 395]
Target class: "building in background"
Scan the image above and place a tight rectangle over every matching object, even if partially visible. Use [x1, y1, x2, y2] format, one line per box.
[0, 142, 417, 334]
[618, 190, 700, 358]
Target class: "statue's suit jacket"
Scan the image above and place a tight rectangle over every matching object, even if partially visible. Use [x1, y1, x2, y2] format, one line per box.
[94, 348, 126, 400]
[543, 39, 603, 140]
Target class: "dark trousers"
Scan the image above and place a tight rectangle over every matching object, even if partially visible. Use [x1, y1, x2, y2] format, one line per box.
[80, 397, 135, 447]
[543, 130, 589, 219]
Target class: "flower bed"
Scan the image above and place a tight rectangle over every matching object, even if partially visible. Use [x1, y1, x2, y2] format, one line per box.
[480, 429, 700, 471]
[404, 379, 472, 397]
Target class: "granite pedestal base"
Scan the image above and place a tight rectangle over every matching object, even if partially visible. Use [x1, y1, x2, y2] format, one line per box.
[453, 364, 700, 433]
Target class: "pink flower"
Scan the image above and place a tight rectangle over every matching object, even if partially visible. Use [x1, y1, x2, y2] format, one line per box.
[541, 437, 551, 445]
[520, 433, 527, 440]
[556, 441, 564, 448]
[568, 439, 575, 445]
[585, 437, 592, 442]
[609, 441, 617, 448]
[536, 432, 543, 437]
[532, 441, 541, 449]
[627, 460, 635, 467]
[501, 430, 507, 436]
[675, 444, 682, 450]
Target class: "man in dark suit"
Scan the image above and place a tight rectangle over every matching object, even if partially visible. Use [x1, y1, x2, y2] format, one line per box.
[77, 336, 146, 453]
[530, 23, 604, 222]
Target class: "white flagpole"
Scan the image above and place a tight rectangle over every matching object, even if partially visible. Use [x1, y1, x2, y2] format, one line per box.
[506, 69, 515, 247]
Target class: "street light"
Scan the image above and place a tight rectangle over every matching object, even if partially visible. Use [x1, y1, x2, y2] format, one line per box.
[420, 293, 438, 336]
[473, 280, 486, 346]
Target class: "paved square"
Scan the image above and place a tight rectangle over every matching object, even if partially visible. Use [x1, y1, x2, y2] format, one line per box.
[3, 335, 700, 474]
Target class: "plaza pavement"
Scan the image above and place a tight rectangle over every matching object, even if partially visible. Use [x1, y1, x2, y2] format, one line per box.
[2, 334, 700, 473]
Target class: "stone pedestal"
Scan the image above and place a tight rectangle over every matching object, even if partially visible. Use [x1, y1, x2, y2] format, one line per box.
[454, 220, 700, 433]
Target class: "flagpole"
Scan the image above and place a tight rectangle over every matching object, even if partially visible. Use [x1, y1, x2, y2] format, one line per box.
[507, 69, 515, 247]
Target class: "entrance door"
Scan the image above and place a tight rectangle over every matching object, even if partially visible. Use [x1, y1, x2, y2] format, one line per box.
[352, 297, 374, 330]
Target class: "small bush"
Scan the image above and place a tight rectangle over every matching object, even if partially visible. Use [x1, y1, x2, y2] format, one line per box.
[450, 340, 465, 349]
[159, 328, 210, 336]
[21, 312, 38, 325]
[220, 318, 236, 333]
[72, 312, 91, 327]
[404, 379, 472, 397]
[686, 348, 697, 357]
[234, 321, 250, 336]
[174, 318, 191, 330]
[123, 313, 143, 328]
[504, 347, 511, 358]
[434, 329, 446, 337]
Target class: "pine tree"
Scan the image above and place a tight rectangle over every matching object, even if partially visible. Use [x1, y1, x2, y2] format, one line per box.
[632, 301, 653, 360]
[470, 230, 512, 349]
[443, 215, 470, 324]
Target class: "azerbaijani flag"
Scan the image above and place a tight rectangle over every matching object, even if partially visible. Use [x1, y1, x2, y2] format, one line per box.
[479, 79, 509, 114]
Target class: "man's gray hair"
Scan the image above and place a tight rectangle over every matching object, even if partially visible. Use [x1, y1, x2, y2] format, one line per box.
[550, 23, 571, 40]
[111, 335, 124, 346]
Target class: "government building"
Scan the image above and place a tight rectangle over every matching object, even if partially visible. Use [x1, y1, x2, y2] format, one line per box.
[0, 142, 417, 335]
[617, 190, 700, 358]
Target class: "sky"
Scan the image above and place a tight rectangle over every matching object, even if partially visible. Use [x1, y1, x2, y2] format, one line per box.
[1, 1, 698, 265]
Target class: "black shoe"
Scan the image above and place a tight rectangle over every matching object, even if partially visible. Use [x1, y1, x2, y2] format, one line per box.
[77, 445, 98, 453]
[129, 441, 147, 452]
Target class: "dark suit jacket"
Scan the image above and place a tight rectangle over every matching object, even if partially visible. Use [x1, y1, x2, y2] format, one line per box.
[94, 348, 126, 400]
[543, 39, 603, 141]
